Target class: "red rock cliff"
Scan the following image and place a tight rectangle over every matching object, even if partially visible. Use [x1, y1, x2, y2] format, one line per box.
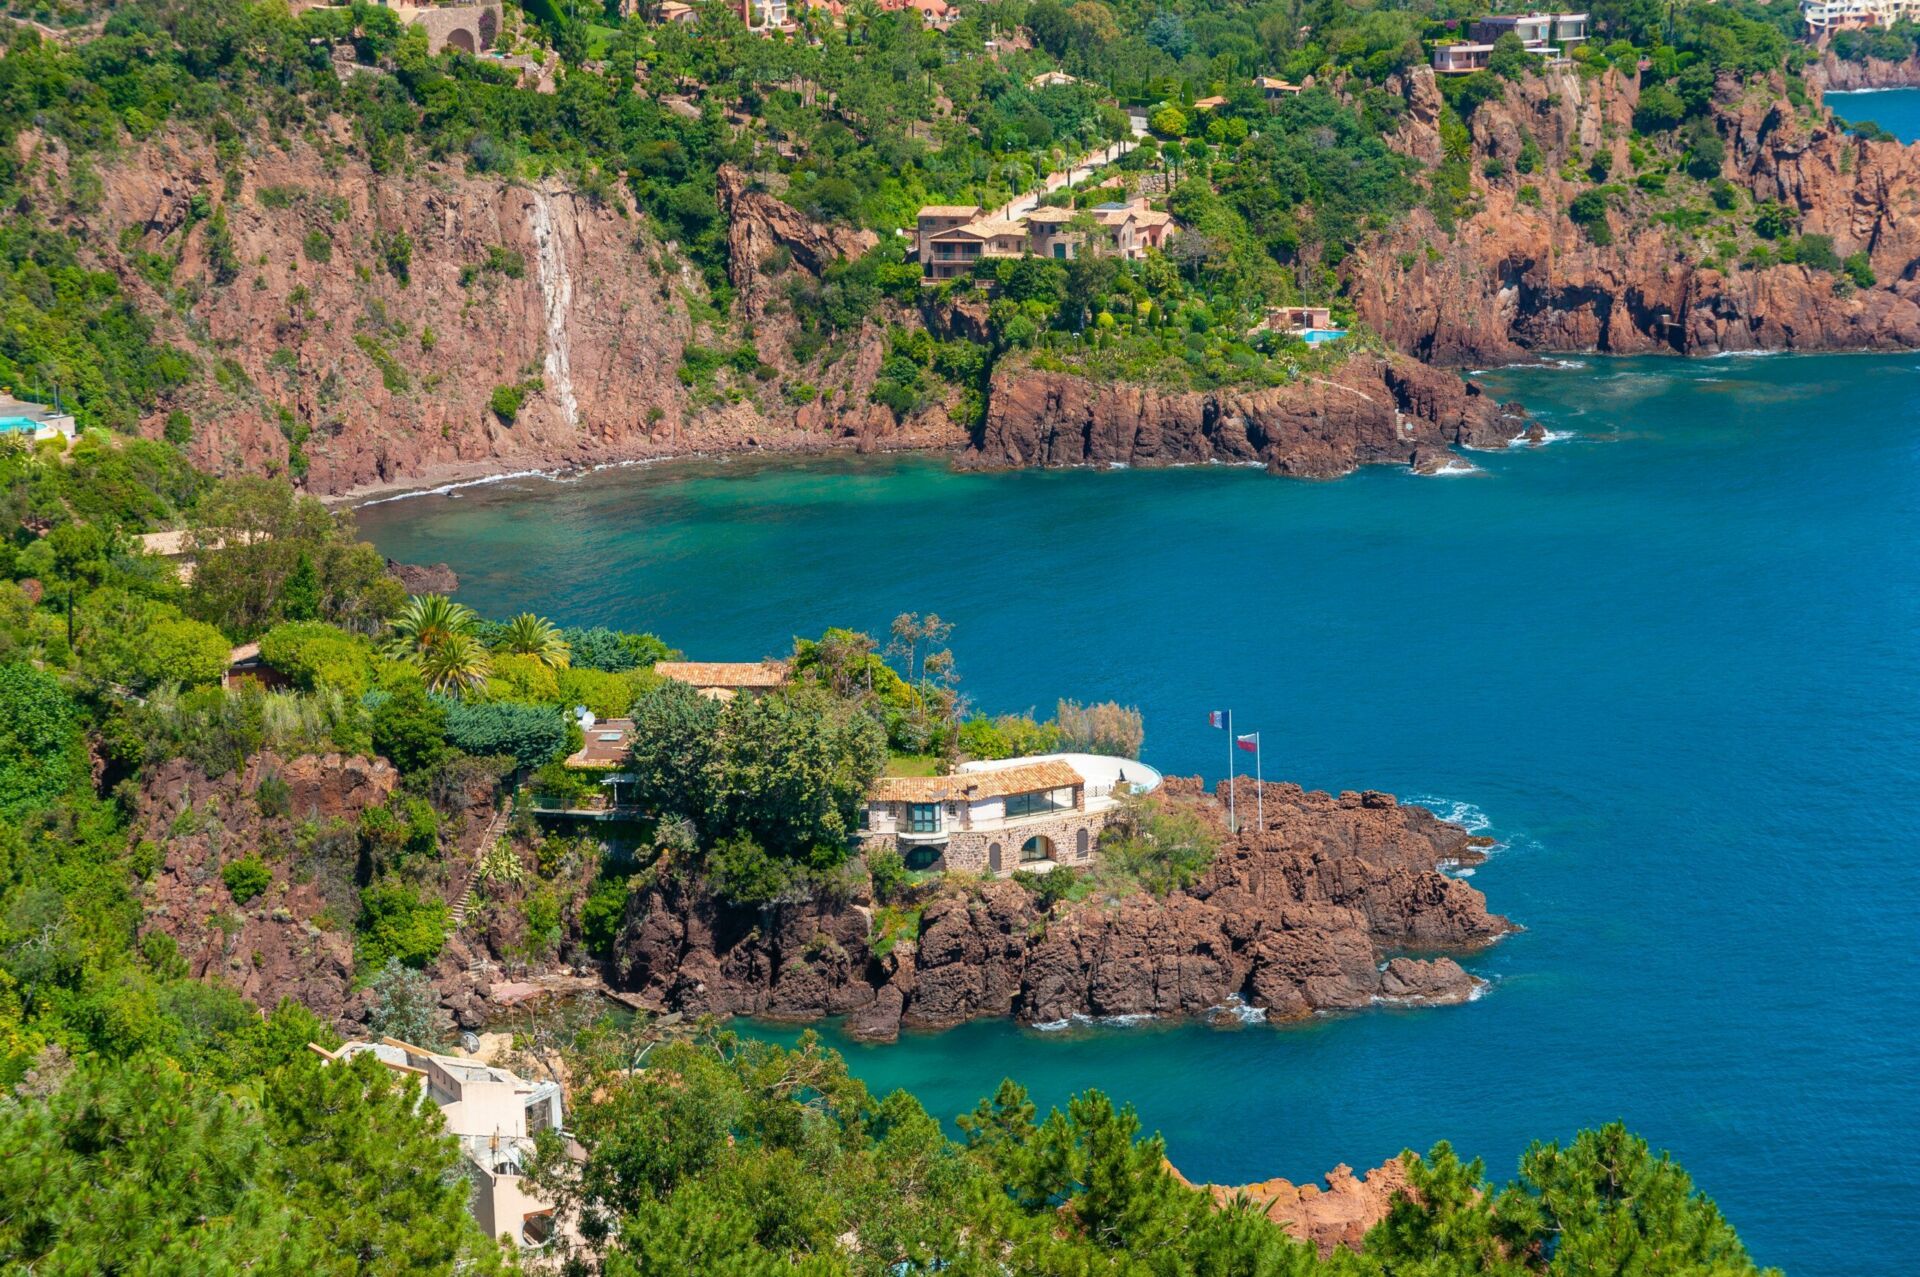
[1346, 66, 1920, 363]
[615, 782, 1510, 1043]
[967, 354, 1528, 476]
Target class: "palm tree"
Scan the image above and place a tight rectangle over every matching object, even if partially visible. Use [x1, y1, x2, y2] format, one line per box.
[384, 593, 480, 661]
[500, 612, 572, 670]
[416, 631, 493, 697]
[384, 593, 491, 694]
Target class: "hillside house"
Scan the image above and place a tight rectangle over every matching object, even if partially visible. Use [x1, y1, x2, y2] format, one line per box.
[919, 196, 1175, 277]
[1470, 11, 1587, 44]
[1256, 75, 1302, 105]
[311, 1038, 571, 1250]
[859, 753, 1162, 875]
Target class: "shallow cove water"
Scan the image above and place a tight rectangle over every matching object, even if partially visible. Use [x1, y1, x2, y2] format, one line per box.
[1826, 86, 1920, 142]
[358, 353, 1920, 1275]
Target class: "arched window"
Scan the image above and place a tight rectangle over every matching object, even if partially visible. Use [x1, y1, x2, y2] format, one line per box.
[987, 842, 1003, 873]
[1020, 834, 1053, 863]
[1075, 827, 1090, 860]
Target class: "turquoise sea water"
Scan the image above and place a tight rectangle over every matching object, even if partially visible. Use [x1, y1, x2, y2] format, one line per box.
[1826, 86, 1920, 142]
[358, 353, 1920, 1275]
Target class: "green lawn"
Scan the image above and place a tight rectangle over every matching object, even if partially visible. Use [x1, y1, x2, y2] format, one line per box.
[883, 753, 942, 777]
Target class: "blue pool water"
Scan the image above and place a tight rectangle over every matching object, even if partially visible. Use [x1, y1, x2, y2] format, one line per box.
[358, 353, 1920, 1274]
[1826, 86, 1920, 142]
[1299, 327, 1347, 344]
[0, 416, 41, 433]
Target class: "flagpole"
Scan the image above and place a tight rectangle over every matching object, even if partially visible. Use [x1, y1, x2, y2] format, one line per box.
[1226, 709, 1237, 833]
[1255, 731, 1263, 832]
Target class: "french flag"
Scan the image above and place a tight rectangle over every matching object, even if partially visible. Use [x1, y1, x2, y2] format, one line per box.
[1207, 710, 1228, 729]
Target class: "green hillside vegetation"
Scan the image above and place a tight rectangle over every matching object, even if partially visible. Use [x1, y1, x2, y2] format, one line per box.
[0, 407, 1783, 1274]
[0, 0, 1836, 426]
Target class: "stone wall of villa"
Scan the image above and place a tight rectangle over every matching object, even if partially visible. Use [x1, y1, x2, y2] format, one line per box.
[862, 810, 1108, 877]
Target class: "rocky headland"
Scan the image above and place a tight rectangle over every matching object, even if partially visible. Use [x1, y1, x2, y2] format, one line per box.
[1348, 65, 1920, 362]
[968, 355, 1530, 476]
[614, 780, 1510, 1043]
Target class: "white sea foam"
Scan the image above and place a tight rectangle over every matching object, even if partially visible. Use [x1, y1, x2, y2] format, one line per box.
[1546, 358, 1588, 370]
[1206, 996, 1269, 1026]
[1507, 428, 1576, 448]
[1707, 348, 1782, 359]
[355, 467, 558, 506]
[1424, 459, 1480, 477]
[353, 454, 687, 507]
[1031, 1012, 1157, 1032]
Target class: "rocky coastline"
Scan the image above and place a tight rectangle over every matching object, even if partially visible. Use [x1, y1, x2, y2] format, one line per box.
[1811, 50, 1920, 93]
[613, 779, 1511, 1043]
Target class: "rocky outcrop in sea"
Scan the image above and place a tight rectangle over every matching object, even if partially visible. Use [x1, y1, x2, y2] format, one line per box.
[614, 781, 1511, 1042]
[966, 355, 1529, 476]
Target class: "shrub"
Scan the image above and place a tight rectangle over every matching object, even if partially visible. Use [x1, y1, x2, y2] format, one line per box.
[302, 229, 333, 263]
[1752, 201, 1797, 240]
[0, 663, 89, 818]
[1013, 865, 1080, 909]
[706, 833, 803, 907]
[355, 881, 450, 969]
[1096, 797, 1219, 896]
[1568, 188, 1613, 244]
[222, 856, 272, 904]
[441, 700, 568, 769]
[366, 958, 441, 1046]
[135, 617, 231, 688]
[1794, 234, 1843, 274]
[866, 847, 909, 903]
[1844, 251, 1876, 288]
[1052, 699, 1144, 758]
[369, 685, 449, 773]
[580, 874, 632, 955]
[259, 623, 377, 697]
[254, 772, 291, 818]
[489, 383, 528, 424]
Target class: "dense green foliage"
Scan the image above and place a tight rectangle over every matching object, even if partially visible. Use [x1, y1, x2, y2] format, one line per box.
[521, 1027, 1777, 1276]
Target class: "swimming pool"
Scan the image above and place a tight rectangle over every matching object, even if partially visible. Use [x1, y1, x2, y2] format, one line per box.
[1299, 328, 1348, 344]
[0, 416, 43, 433]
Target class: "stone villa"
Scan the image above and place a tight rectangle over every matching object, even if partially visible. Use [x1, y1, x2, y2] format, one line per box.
[859, 752, 1163, 874]
[310, 1037, 571, 1251]
[917, 197, 1176, 282]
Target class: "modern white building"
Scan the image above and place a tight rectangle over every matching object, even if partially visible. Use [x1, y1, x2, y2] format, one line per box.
[859, 753, 1163, 875]
[311, 1038, 571, 1251]
[1802, 0, 1920, 30]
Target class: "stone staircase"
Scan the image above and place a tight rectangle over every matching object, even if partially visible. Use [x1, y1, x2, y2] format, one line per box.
[451, 798, 513, 929]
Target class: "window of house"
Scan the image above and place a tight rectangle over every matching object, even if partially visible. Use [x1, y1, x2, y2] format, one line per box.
[908, 803, 941, 833]
[1005, 788, 1069, 819]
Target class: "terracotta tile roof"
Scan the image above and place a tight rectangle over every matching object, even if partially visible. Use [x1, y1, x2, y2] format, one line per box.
[919, 205, 982, 218]
[871, 759, 1084, 803]
[1193, 95, 1228, 109]
[655, 660, 788, 689]
[1026, 206, 1075, 223]
[567, 717, 635, 768]
[1135, 209, 1173, 227]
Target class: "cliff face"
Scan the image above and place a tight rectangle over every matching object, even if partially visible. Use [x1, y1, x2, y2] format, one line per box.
[1347, 66, 1920, 363]
[132, 749, 534, 1033]
[1811, 50, 1920, 91]
[615, 782, 1510, 1042]
[37, 131, 953, 496]
[967, 354, 1529, 476]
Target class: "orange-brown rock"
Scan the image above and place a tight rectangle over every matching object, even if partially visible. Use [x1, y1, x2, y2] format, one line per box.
[1171, 1158, 1412, 1256]
[966, 355, 1527, 476]
[616, 781, 1511, 1042]
[1348, 66, 1920, 363]
[28, 129, 956, 498]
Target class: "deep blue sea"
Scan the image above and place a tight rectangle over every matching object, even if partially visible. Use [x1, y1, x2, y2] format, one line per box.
[1827, 86, 1920, 142]
[358, 354, 1920, 1275]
